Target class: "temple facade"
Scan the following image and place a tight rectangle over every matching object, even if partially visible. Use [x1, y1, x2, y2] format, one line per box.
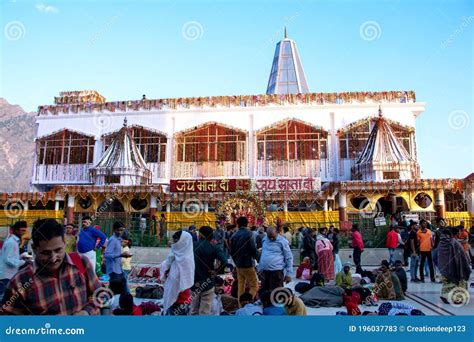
[1, 32, 471, 229]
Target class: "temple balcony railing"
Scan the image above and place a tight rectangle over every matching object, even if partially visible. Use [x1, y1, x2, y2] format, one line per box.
[256, 159, 327, 178]
[33, 164, 92, 184]
[172, 161, 248, 178]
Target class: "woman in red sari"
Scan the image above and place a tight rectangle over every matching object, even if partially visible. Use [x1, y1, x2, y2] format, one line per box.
[315, 232, 335, 281]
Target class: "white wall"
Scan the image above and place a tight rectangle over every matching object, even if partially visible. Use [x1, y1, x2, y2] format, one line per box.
[34, 101, 425, 185]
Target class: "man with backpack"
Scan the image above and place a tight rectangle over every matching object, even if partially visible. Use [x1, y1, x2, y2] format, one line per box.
[0, 219, 102, 315]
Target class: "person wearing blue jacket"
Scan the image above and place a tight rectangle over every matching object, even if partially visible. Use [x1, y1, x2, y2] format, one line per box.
[77, 215, 106, 272]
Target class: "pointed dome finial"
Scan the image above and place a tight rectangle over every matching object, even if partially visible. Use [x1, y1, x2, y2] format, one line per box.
[284, 26, 288, 39]
[378, 105, 383, 117]
[123, 117, 128, 127]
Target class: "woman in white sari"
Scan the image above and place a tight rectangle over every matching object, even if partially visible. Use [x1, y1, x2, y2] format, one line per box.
[160, 230, 195, 315]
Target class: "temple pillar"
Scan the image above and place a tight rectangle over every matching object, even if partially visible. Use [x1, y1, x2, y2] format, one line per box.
[204, 202, 209, 212]
[66, 195, 75, 224]
[149, 195, 157, 218]
[391, 196, 397, 214]
[434, 189, 445, 219]
[338, 192, 347, 222]
[166, 117, 175, 179]
[166, 202, 171, 212]
[283, 201, 288, 212]
[248, 114, 254, 177]
[329, 112, 338, 181]
[92, 136, 103, 174]
[323, 200, 328, 212]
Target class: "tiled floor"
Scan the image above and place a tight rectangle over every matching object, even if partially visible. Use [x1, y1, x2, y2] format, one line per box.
[130, 264, 474, 316]
[288, 268, 474, 316]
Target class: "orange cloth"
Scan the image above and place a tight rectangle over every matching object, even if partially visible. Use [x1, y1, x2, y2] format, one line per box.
[417, 229, 432, 252]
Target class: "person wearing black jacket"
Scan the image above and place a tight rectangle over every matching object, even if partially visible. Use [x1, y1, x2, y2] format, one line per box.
[229, 217, 258, 300]
[191, 226, 228, 315]
[301, 228, 317, 270]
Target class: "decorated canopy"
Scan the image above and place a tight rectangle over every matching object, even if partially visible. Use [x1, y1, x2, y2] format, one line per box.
[352, 107, 420, 181]
[90, 118, 151, 185]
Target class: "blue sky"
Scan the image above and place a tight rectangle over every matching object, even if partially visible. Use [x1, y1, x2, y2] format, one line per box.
[1, 0, 472, 178]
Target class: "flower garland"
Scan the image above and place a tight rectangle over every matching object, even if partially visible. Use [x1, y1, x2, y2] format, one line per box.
[38, 91, 417, 115]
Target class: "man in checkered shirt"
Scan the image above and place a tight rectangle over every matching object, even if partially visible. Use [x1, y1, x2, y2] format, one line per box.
[0, 219, 102, 315]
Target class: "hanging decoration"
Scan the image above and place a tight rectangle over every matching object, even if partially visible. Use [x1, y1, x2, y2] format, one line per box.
[38, 90, 417, 115]
[216, 191, 266, 226]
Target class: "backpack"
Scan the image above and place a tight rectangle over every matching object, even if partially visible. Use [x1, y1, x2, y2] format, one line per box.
[69, 252, 86, 275]
[136, 285, 164, 299]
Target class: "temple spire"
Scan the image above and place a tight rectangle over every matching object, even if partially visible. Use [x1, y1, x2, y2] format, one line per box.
[266, 31, 310, 94]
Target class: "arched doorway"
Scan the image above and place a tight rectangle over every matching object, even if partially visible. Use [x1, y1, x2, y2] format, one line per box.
[97, 198, 125, 213]
[376, 194, 410, 215]
[376, 194, 396, 216]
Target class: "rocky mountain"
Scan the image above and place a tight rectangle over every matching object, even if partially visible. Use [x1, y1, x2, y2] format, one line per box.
[0, 98, 36, 192]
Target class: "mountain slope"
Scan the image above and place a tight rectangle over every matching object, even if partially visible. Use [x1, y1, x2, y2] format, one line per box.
[0, 98, 36, 192]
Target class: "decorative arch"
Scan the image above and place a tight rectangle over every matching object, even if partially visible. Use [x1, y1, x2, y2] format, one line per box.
[256, 118, 328, 161]
[174, 122, 247, 162]
[36, 129, 95, 165]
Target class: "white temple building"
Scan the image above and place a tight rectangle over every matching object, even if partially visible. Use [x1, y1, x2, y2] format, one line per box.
[20, 30, 471, 226]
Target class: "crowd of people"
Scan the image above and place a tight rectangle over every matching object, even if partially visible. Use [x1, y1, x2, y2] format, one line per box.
[0, 215, 472, 316]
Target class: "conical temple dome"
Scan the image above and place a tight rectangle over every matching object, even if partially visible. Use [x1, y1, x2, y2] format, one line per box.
[352, 107, 420, 181]
[90, 118, 151, 185]
[266, 28, 310, 95]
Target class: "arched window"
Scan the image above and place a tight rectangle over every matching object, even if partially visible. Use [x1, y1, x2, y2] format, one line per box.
[256, 119, 328, 161]
[103, 126, 167, 163]
[175, 123, 246, 162]
[37, 129, 94, 165]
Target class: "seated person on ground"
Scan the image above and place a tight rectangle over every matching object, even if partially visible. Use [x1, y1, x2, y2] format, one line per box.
[112, 293, 142, 316]
[335, 262, 352, 289]
[234, 292, 263, 316]
[284, 289, 307, 316]
[260, 290, 287, 316]
[373, 260, 404, 301]
[296, 257, 312, 279]
[392, 260, 408, 294]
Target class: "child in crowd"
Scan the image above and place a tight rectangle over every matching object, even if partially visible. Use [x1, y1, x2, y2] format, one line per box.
[121, 238, 133, 290]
